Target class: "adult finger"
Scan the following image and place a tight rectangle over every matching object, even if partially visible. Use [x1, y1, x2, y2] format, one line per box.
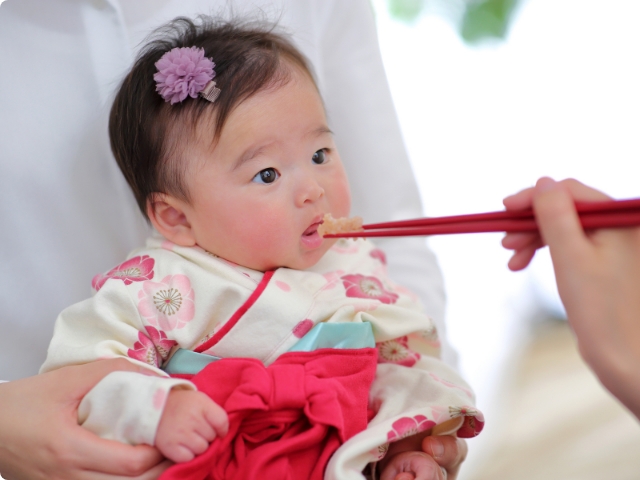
[503, 177, 609, 211]
[63, 359, 160, 399]
[58, 360, 164, 475]
[65, 429, 164, 475]
[555, 178, 611, 203]
[503, 186, 535, 211]
[122, 460, 172, 480]
[501, 231, 539, 251]
[531, 177, 593, 266]
[0, 443, 164, 480]
[421, 436, 467, 477]
[506, 239, 544, 271]
[84, 460, 172, 480]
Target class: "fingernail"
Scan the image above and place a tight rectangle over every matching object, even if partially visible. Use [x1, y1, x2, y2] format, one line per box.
[535, 177, 557, 192]
[429, 437, 445, 459]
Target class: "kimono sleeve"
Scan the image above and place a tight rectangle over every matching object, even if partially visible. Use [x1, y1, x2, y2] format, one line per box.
[40, 276, 195, 446]
[41, 277, 166, 374]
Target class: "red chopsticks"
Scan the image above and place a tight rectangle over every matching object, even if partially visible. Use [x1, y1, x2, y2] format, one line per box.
[323, 197, 640, 238]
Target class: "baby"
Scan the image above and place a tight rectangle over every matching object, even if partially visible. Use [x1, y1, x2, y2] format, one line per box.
[41, 16, 482, 480]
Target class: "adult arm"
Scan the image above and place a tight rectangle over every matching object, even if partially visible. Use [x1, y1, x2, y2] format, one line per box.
[0, 359, 171, 480]
[502, 177, 640, 418]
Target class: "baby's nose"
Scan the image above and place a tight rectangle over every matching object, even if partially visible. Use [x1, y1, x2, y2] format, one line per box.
[296, 176, 325, 206]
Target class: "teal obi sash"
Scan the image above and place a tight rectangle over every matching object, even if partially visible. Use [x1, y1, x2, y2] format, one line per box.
[163, 322, 375, 375]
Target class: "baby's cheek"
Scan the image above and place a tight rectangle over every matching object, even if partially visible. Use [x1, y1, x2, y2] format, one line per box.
[235, 219, 294, 269]
[245, 224, 287, 252]
[330, 179, 352, 217]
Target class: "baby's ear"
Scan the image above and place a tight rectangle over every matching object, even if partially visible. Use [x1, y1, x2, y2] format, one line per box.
[146, 193, 196, 247]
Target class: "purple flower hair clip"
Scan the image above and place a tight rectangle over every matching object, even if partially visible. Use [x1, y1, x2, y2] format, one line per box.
[154, 46, 221, 104]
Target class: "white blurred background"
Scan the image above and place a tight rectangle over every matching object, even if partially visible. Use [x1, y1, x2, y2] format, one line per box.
[371, 0, 640, 478]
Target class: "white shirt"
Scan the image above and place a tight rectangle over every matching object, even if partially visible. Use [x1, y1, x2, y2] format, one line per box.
[0, 0, 451, 380]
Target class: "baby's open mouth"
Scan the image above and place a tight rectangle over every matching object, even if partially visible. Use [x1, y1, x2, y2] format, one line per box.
[301, 220, 324, 249]
[303, 223, 320, 236]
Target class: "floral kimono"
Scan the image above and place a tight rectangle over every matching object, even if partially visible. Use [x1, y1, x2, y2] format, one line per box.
[41, 235, 483, 479]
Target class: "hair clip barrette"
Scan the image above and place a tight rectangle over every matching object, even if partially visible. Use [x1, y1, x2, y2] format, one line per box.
[200, 80, 221, 103]
[154, 46, 220, 104]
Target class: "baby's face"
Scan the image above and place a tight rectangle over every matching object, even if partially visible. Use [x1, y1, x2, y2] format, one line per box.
[181, 70, 351, 271]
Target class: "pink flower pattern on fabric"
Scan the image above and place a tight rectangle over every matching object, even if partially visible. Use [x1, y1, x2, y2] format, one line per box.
[386, 415, 436, 442]
[127, 326, 177, 368]
[369, 443, 389, 461]
[138, 275, 195, 330]
[275, 280, 291, 292]
[320, 270, 345, 291]
[428, 372, 474, 399]
[292, 319, 314, 338]
[92, 255, 155, 292]
[377, 336, 421, 367]
[341, 274, 399, 304]
[449, 406, 485, 438]
[369, 248, 387, 265]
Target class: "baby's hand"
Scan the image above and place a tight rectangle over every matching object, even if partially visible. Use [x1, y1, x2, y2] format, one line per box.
[155, 389, 228, 463]
[380, 451, 444, 480]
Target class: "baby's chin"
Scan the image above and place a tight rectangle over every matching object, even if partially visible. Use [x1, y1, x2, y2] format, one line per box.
[271, 240, 337, 271]
[203, 238, 337, 272]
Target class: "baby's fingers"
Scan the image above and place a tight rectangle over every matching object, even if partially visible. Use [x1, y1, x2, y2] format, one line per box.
[380, 451, 443, 480]
[203, 400, 229, 438]
[165, 441, 200, 463]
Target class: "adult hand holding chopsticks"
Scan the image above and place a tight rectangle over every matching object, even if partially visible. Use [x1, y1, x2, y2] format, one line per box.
[502, 177, 640, 420]
[323, 187, 640, 239]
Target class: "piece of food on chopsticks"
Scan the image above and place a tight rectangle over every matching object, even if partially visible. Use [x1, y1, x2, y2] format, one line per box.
[322, 197, 640, 238]
[318, 213, 364, 237]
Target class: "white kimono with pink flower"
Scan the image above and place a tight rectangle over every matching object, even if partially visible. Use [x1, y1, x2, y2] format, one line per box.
[41, 236, 483, 479]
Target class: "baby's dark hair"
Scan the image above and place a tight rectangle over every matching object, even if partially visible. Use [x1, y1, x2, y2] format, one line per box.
[109, 16, 315, 219]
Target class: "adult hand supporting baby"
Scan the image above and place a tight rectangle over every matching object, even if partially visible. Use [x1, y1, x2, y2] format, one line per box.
[0, 359, 170, 480]
[502, 177, 640, 419]
[379, 434, 467, 480]
[420, 436, 467, 480]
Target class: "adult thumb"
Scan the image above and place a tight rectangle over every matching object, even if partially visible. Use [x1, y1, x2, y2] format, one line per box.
[63, 358, 160, 399]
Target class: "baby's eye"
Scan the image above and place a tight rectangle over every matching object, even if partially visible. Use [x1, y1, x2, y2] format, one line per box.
[312, 149, 327, 165]
[252, 168, 280, 184]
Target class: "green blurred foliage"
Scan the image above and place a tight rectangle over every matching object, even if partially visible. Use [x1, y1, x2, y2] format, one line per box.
[460, 0, 520, 43]
[384, 0, 522, 43]
[386, 0, 428, 23]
